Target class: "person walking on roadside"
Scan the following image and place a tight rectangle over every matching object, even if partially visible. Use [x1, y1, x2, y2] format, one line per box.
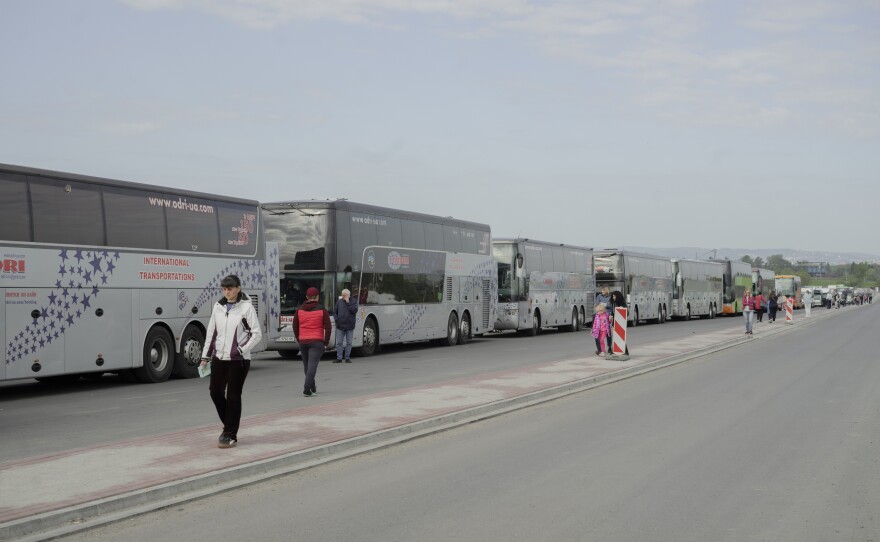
[768, 291, 778, 322]
[591, 303, 611, 356]
[292, 287, 332, 397]
[201, 274, 262, 449]
[802, 289, 813, 318]
[742, 290, 755, 335]
[596, 286, 611, 317]
[333, 288, 358, 363]
[755, 291, 765, 322]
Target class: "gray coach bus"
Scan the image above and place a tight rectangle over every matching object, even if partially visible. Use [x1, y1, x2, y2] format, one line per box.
[594, 249, 674, 326]
[670, 259, 723, 320]
[1, 164, 268, 383]
[262, 200, 497, 358]
[492, 238, 595, 335]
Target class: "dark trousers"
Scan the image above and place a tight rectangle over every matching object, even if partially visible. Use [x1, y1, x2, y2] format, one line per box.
[300, 342, 325, 393]
[756, 308, 764, 322]
[209, 358, 250, 439]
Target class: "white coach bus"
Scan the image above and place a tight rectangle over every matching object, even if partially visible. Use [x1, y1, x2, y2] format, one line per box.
[1, 164, 268, 383]
[262, 200, 496, 358]
[492, 239, 595, 335]
[594, 250, 674, 326]
[670, 259, 723, 320]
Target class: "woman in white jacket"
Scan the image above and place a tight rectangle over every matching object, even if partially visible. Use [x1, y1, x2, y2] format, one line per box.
[200, 275, 262, 449]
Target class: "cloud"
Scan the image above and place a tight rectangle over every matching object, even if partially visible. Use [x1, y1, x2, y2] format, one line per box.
[115, 0, 880, 136]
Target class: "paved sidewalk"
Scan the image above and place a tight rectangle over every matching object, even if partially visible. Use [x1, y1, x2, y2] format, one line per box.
[0, 307, 847, 540]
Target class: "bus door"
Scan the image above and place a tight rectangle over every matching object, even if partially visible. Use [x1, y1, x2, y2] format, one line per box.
[4, 287, 65, 379]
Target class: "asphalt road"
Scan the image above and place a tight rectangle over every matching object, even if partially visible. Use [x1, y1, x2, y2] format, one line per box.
[54, 304, 880, 541]
[1, 311, 747, 462]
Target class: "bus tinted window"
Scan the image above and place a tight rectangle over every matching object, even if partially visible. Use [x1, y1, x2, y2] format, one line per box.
[335, 211, 352, 270]
[443, 225, 461, 253]
[401, 219, 425, 250]
[460, 228, 478, 254]
[218, 202, 258, 256]
[376, 217, 402, 247]
[350, 213, 377, 270]
[103, 186, 167, 250]
[424, 222, 443, 251]
[165, 195, 220, 253]
[0, 172, 31, 242]
[31, 176, 104, 246]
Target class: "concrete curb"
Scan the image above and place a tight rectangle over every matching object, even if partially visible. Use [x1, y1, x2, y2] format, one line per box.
[1, 306, 856, 541]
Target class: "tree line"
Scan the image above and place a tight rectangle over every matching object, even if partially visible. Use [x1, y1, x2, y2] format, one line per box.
[739, 255, 879, 288]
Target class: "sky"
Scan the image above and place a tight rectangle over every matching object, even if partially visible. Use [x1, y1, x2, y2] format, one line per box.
[1, 0, 878, 255]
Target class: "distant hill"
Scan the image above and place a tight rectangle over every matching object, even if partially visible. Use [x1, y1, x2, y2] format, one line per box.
[621, 247, 880, 265]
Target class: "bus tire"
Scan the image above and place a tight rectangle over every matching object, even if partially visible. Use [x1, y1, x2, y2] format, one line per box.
[631, 308, 639, 327]
[458, 313, 471, 345]
[278, 350, 299, 360]
[686, 305, 692, 321]
[442, 312, 459, 346]
[174, 325, 205, 379]
[357, 318, 379, 357]
[567, 308, 579, 332]
[709, 305, 715, 319]
[579, 307, 586, 331]
[135, 326, 175, 383]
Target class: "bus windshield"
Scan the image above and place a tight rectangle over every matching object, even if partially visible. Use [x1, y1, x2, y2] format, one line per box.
[594, 254, 623, 282]
[263, 207, 334, 313]
[493, 243, 519, 302]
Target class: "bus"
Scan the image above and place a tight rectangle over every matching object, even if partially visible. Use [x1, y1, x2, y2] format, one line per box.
[1, 164, 268, 383]
[751, 267, 776, 296]
[775, 275, 802, 308]
[594, 250, 673, 326]
[262, 200, 496, 357]
[670, 259, 723, 320]
[710, 259, 753, 315]
[493, 239, 595, 335]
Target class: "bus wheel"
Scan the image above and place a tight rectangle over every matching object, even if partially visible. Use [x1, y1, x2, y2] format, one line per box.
[135, 327, 175, 383]
[358, 318, 379, 357]
[458, 313, 471, 345]
[174, 325, 205, 379]
[709, 305, 715, 319]
[686, 306, 692, 321]
[630, 308, 639, 327]
[443, 313, 459, 346]
[567, 308, 579, 332]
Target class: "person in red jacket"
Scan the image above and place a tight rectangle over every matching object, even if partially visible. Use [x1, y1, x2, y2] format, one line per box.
[292, 287, 332, 397]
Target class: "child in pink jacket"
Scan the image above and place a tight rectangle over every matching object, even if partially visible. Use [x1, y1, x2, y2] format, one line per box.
[591, 303, 610, 356]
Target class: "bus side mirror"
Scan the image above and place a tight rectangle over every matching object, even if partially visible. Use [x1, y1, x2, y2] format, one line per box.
[516, 253, 524, 269]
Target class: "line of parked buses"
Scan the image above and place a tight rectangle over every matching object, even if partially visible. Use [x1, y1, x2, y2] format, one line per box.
[0, 162, 873, 384]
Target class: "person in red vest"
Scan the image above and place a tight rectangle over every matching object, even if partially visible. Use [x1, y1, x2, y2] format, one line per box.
[292, 287, 332, 397]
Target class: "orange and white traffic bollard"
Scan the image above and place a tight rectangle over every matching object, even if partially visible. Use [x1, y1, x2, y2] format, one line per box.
[609, 307, 630, 360]
[785, 298, 794, 324]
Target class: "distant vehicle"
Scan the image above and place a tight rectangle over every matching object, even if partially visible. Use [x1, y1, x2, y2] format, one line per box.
[775, 275, 803, 308]
[670, 259, 723, 320]
[710, 259, 753, 315]
[809, 288, 823, 307]
[595, 250, 673, 326]
[493, 239, 595, 335]
[752, 267, 776, 296]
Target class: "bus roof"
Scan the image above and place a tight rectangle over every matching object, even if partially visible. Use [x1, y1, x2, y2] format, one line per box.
[262, 199, 491, 231]
[1, 162, 259, 207]
[493, 238, 593, 251]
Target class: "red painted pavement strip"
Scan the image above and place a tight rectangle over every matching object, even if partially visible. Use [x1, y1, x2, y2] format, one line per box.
[0, 322, 797, 525]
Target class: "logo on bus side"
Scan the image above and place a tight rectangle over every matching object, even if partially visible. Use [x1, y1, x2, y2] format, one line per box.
[1, 256, 26, 279]
[367, 250, 376, 269]
[387, 251, 410, 271]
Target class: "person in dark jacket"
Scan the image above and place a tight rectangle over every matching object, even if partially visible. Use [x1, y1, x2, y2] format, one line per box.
[333, 288, 358, 363]
[292, 287, 331, 397]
